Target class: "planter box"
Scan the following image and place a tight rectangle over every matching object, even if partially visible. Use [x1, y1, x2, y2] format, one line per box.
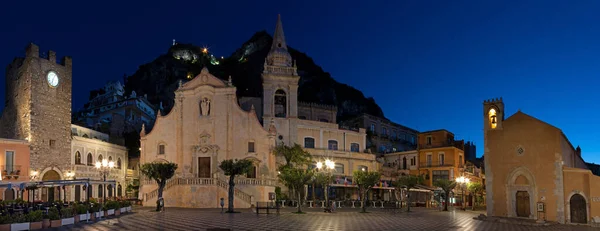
[42, 219, 50, 229]
[95, 211, 103, 218]
[10, 222, 29, 231]
[78, 214, 89, 221]
[0, 224, 9, 231]
[50, 220, 61, 228]
[107, 209, 115, 216]
[61, 217, 75, 226]
[29, 221, 42, 230]
[127, 206, 132, 212]
[120, 207, 127, 213]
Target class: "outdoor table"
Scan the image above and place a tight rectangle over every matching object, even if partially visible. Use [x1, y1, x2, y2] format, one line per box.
[308, 201, 313, 208]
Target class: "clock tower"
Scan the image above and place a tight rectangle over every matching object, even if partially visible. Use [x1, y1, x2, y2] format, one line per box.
[0, 43, 73, 176]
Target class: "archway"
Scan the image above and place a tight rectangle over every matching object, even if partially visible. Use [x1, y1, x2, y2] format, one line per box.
[506, 167, 536, 219]
[42, 170, 61, 202]
[274, 89, 287, 118]
[570, 194, 587, 224]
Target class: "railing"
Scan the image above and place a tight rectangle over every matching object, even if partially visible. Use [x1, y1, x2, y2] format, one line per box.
[420, 161, 455, 168]
[144, 177, 254, 205]
[419, 141, 464, 150]
[1, 165, 22, 180]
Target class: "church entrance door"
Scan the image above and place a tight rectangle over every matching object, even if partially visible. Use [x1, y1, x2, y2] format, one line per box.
[570, 194, 587, 224]
[198, 157, 211, 178]
[42, 170, 61, 202]
[516, 191, 530, 217]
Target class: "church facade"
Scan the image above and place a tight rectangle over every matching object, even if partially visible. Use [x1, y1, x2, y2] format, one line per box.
[484, 98, 600, 224]
[139, 15, 377, 208]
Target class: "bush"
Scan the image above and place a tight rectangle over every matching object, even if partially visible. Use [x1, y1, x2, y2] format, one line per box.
[27, 210, 43, 222]
[0, 215, 11, 224]
[76, 204, 89, 214]
[104, 200, 121, 210]
[48, 207, 60, 220]
[61, 207, 73, 218]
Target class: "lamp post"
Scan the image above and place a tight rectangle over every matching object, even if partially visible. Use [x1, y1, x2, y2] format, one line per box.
[95, 159, 114, 203]
[456, 176, 470, 210]
[316, 159, 335, 210]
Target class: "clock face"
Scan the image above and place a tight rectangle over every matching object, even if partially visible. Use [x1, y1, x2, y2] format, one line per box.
[47, 71, 59, 87]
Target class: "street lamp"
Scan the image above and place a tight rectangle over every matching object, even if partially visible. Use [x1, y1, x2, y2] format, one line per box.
[456, 176, 470, 210]
[316, 159, 335, 210]
[95, 159, 114, 203]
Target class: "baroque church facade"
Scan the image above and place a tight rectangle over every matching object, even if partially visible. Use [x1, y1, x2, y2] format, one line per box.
[139, 15, 378, 208]
[0, 44, 130, 202]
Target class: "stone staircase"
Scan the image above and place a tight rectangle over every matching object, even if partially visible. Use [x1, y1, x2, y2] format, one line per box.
[144, 178, 254, 205]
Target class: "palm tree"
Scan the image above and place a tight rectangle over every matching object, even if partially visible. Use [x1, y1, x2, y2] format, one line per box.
[219, 159, 254, 213]
[395, 175, 424, 212]
[140, 162, 178, 211]
[434, 179, 457, 211]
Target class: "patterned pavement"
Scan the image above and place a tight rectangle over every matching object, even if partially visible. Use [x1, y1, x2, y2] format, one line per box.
[47, 206, 598, 231]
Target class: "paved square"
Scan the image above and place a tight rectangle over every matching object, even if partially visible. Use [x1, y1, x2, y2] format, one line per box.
[49, 207, 598, 231]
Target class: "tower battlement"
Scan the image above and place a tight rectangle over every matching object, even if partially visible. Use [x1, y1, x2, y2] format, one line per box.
[24, 43, 72, 67]
[484, 97, 503, 104]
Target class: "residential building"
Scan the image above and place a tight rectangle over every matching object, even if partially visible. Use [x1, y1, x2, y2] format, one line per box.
[483, 98, 600, 224]
[417, 129, 466, 187]
[341, 113, 418, 154]
[0, 138, 30, 200]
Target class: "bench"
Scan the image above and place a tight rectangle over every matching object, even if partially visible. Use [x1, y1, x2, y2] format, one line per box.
[255, 202, 280, 215]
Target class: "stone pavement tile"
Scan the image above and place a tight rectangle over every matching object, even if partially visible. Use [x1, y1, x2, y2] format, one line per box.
[46, 207, 600, 231]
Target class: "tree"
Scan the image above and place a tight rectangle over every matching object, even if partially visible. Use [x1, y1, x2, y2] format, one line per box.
[467, 181, 484, 210]
[395, 174, 424, 212]
[140, 162, 178, 211]
[278, 167, 314, 213]
[273, 143, 312, 169]
[313, 171, 335, 206]
[353, 170, 381, 213]
[219, 159, 254, 213]
[434, 179, 457, 211]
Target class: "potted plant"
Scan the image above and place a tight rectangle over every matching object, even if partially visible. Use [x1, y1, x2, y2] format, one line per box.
[42, 212, 50, 229]
[104, 201, 116, 217]
[27, 210, 43, 230]
[90, 203, 102, 220]
[76, 204, 89, 222]
[0, 214, 11, 231]
[10, 214, 29, 231]
[48, 207, 61, 227]
[60, 207, 75, 226]
[119, 200, 127, 214]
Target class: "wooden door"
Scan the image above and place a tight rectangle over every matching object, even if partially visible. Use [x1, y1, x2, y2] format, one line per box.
[516, 191, 530, 217]
[570, 194, 587, 224]
[198, 157, 211, 178]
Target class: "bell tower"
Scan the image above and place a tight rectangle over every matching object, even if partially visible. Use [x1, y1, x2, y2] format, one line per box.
[262, 14, 300, 119]
[483, 97, 504, 131]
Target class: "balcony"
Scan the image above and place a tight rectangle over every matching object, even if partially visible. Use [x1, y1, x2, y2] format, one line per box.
[1, 165, 22, 180]
[420, 161, 454, 168]
[419, 141, 464, 150]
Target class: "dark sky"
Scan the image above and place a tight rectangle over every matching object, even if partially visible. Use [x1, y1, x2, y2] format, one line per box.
[2, 1, 600, 163]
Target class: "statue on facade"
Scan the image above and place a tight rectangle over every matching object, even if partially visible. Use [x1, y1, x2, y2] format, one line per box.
[200, 98, 211, 116]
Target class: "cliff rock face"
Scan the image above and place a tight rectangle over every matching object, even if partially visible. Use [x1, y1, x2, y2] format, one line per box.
[123, 31, 384, 121]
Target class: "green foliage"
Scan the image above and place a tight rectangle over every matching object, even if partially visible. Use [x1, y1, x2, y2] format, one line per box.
[352, 170, 381, 213]
[273, 143, 312, 168]
[0, 215, 11, 224]
[274, 186, 287, 201]
[60, 208, 73, 218]
[313, 172, 334, 188]
[395, 174, 425, 212]
[278, 167, 314, 213]
[27, 210, 43, 222]
[219, 159, 254, 177]
[468, 181, 485, 208]
[104, 200, 121, 210]
[11, 214, 27, 223]
[75, 204, 89, 215]
[140, 162, 178, 184]
[48, 207, 60, 220]
[434, 179, 457, 211]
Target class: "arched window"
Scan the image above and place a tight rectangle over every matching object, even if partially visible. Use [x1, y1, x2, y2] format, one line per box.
[107, 185, 113, 197]
[117, 158, 122, 169]
[328, 140, 338, 150]
[274, 89, 287, 118]
[87, 153, 93, 166]
[98, 155, 103, 162]
[75, 151, 82, 165]
[350, 143, 360, 152]
[98, 185, 103, 198]
[304, 137, 315, 148]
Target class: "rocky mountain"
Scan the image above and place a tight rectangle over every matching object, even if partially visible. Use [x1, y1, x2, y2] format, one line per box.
[123, 31, 384, 122]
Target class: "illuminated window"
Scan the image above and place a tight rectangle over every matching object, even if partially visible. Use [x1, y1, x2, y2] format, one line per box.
[489, 108, 498, 129]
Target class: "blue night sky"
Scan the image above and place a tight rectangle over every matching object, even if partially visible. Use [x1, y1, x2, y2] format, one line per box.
[1, 1, 600, 163]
